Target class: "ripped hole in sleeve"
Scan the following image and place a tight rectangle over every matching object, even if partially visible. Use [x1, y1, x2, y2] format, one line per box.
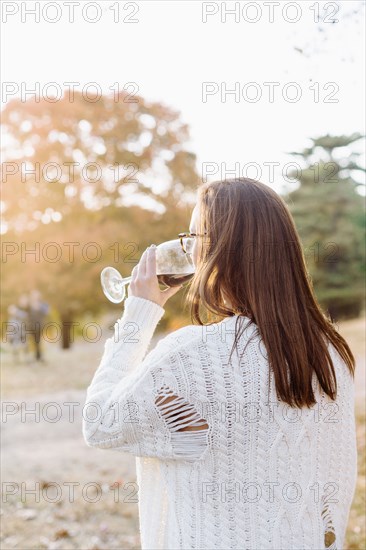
[155, 385, 209, 460]
[321, 500, 337, 549]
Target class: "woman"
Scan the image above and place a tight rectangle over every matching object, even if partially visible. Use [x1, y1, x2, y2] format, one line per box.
[83, 177, 357, 550]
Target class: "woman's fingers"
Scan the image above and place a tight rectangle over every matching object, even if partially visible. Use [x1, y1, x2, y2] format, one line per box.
[140, 245, 152, 278]
[132, 245, 153, 282]
[131, 264, 139, 282]
[146, 245, 157, 278]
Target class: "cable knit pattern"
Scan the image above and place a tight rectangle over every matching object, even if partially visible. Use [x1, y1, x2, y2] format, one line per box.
[82, 296, 357, 550]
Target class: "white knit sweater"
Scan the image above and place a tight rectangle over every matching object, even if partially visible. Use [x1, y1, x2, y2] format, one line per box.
[82, 296, 357, 550]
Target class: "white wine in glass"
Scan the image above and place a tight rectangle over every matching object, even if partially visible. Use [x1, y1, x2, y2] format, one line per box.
[101, 238, 195, 303]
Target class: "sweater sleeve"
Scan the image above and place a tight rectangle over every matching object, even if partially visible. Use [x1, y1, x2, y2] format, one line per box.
[82, 296, 210, 462]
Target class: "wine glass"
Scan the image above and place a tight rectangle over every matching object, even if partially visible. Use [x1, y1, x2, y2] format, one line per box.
[101, 238, 195, 303]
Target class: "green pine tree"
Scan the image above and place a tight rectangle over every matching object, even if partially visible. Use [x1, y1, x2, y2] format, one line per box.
[285, 133, 365, 320]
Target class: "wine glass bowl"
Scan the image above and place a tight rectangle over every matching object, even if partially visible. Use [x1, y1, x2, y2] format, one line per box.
[100, 238, 195, 303]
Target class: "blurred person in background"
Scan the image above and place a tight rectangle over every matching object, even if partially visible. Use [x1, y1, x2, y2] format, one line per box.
[6, 303, 30, 364]
[17, 293, 29, 320]
[28, 290, 49, 362]
[17, 293, 31, 359]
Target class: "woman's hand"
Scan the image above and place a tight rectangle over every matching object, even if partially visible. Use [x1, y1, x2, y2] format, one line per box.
[127, 245, 183, 308]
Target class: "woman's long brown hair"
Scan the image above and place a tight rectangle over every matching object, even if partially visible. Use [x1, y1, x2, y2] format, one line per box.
[185, 177, 355, 408]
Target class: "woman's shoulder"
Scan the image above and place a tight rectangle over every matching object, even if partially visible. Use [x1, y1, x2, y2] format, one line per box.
[154, 316, 255, 355]
[154, 323, 204, 353]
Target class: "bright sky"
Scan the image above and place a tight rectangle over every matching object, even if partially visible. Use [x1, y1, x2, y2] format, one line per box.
[1, 0, 365, 200]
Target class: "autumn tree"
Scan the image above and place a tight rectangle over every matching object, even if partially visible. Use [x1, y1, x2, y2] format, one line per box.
[1, 91, 200, 347]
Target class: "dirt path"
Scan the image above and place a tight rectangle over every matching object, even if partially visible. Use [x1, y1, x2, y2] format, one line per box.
[1, 334, 148, 550]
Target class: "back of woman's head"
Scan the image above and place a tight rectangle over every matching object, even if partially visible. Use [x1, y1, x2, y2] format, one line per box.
[186, 177, 355, 408]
